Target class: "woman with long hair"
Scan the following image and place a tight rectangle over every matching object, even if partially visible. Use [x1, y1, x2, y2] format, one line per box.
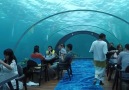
[31, 45, 45, 61]
[0, 48, 17, 73]
[0, 48, 23, 90]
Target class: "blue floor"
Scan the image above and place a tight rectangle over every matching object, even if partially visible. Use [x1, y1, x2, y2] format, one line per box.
[54, 59, 103, 90]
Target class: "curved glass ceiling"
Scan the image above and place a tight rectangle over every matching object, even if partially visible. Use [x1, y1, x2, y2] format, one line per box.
[0, 0, 129, 60]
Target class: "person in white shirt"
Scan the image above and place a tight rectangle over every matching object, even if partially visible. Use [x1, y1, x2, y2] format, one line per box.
[58, 44, 67, 58]
[89, 33, 108, 85]
[0, 48, 23, 90]
[117, 44, 129, 71]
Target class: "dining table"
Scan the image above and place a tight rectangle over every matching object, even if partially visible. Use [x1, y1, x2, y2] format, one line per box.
[0, 72, 18, 90]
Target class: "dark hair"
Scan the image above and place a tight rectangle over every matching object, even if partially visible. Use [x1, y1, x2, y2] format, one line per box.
[125, 44, 129, 50]
[61, 44, 65, 48]
[34, 45, 39, 53]
[99, 33, 106, 39]
[48, 46, 52, 49]
[117, 44, 123, 49]
[58, 44, 65, 48]
[4, 48, 17, 65]
[109, 42, 114, 45]
[67, 44, 73, 50]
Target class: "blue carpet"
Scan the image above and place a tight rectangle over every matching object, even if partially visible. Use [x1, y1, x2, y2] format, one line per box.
[54, 59, 103, 90]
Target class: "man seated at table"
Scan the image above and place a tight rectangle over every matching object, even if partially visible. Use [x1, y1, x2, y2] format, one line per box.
[58, 44, 67, 58]
[117, 44, 129, 71]
[50, 44, 73, 79]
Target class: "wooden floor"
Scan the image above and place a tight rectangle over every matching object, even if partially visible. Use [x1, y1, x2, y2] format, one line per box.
[26, 67, 129, 90]
[27, 79, 58, 90]
[26, 76, 129, 90]
[26, 76, 114, 90]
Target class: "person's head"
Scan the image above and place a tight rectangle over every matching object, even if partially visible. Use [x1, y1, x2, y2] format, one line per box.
[61, 44, 65, 48]
[125, 44, 129, 50]
[66, 44, 73, 51]
[99, 33, 106, 40]
[58, 44, 65, 50]
[117, 44, 123, 50]
[48, 46, 53, 51]
[109, 43, 114, 47]
[4, 48, 17, 65]
[34, 45, 39, 53]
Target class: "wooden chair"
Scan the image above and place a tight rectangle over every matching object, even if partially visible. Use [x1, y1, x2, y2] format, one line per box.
[107, 59, 117, 81]
[15, 65, 27, 90]
[27, 59, 48, 86]
[112, 66, 129, 90]
[57, 58, 73, 80]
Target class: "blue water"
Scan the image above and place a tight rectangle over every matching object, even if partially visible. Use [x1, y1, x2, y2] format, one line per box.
[54, 59, 103, 90]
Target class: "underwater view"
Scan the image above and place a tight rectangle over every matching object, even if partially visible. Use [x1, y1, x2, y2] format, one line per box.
[0, 0, 129, 60]
[1, 0, 129, 90]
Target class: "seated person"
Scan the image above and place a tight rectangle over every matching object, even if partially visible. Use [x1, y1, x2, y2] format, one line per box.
[48, 44, 67, 63]
[46, 46, 55, 57]
[55, 43, 67, 61]
[45, 46, 60, 65]
[0, 49, 23, 90]
[50, 44, 73, 79]
[59, 44, 73, 63]
[31, 45, 45, 63]
[58, 44, 67, 57]
[117, 44, 129, 71]
[116, 44, 123, 55]
[106, 42, 116, 60]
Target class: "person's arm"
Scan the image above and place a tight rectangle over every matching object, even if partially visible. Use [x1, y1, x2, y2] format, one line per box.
[89, 42, 94, 53]
[0, 60, 12, 70]
[40, 54, 45, 60]
[103, 42, 108, 55]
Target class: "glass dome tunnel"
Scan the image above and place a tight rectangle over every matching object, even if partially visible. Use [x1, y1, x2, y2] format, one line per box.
[0, 0, 129, 61]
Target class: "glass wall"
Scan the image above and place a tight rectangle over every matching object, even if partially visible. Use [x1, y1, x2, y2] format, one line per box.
[0, 0, 129, 61]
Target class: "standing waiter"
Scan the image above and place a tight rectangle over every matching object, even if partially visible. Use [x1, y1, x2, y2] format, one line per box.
[89, 33, 108, 85]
